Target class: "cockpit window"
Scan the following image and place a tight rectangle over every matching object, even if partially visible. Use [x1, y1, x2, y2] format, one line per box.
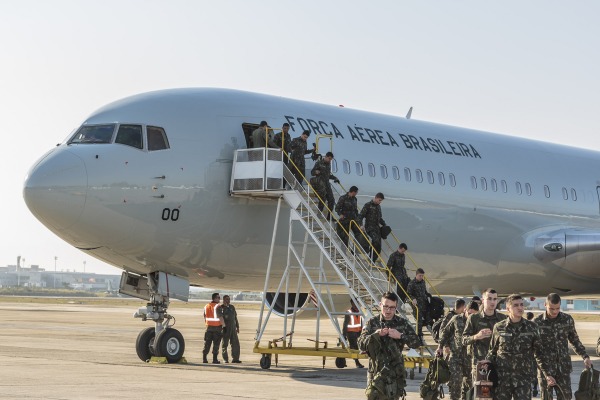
[69, 124, 115, 144]
[147, 126, 170, 151]
[115, 124, 143, 149]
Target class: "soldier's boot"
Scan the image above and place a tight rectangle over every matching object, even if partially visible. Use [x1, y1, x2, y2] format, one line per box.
[355, 359, 364, 368]
[202, 353, 208, 364]
[212, 354, 220, 364]
[223, 352, 229, 363]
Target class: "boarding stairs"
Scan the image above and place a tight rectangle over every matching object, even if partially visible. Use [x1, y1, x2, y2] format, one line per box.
[230, 148, 434, 368]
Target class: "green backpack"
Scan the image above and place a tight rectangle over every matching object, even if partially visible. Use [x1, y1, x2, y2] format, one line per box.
[420, 357, 451, 400]
[574, 367, 600, 400]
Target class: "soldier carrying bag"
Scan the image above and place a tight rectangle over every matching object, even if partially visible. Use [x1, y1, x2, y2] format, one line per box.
[574, 367, 600, 400]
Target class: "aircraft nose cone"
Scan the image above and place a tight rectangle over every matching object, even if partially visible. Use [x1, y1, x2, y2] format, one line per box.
[23, 149, 87, 232]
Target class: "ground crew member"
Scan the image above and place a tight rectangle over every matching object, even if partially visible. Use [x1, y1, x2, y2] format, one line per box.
[203, 292, 225, 364]
[270, 123, 292, 163]
[387, 243, 409, 301]
[487, 294, 555, 400]
[311, 151, 339, 217]
[357, 192, 386, 261]
[407, 268, 430, 339]
[462, 288, 507, 384]
[335, 186, 361, 248]
[251, 121, 268, 148]
[534, 293, 592, 400]
[221, 294, 241, 364]
[436, 301, 478, 400]
[343, 299, 364, 368]
[289, 130, 313, 185]
[358, 291, 421, 400]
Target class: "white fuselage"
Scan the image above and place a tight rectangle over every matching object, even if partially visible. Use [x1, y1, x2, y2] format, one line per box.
[23, 88, 600, 296]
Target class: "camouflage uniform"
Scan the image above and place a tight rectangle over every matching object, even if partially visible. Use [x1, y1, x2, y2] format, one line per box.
[221, 303, 240, 363]
[271, 131, 292, 163]
[407, 278, 430, 334]
[311, 158, 338, 214]
[534, 311, 589, 400]
[335, 193, 361, 247]
[439, 313, 470, 400]
[289, 136, 312, 184]
[357, 200, 386, 260]
[358, 314, 421, 400]
[251, 127, 267, 148]
[487, 318, 549, 400]
[387, 251, 409, 301]
[462, 310, 507, 383]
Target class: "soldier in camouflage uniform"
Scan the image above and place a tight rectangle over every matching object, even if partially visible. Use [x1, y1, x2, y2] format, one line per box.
[358, 292, 421, 400]
[221, 295, 241, 363]
[311, 151, 339, 216]
[251, 120, 268, 148]
[487, 294, 555, 400]
[335, 185, 361, 247]
[289, 130, 313, 185]
[269, 123, 292, 161]
[462, 288, 507, 384]
[437, 301, 479, 400]
[407, 268, 430, 338]
[357, 192, 386, 261]
[534, 293, 592, 400]
[387, 243, 409, 301]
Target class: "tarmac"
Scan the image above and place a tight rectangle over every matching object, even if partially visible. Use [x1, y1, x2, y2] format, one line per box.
[1, 297, 598, 400]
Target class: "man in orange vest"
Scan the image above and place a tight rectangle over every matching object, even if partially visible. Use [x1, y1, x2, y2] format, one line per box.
[343, 299, 364, 368]
[203, 292, 225, 364]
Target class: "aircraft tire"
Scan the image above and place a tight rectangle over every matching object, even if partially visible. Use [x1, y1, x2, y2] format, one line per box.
[136, 327, 156, 362]
[154, 328, 185, 363]
[260, 354, 271, 369]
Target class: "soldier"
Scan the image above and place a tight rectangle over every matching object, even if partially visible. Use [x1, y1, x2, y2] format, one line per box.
[407, 268, 430, 339]
[387, 243, 409, 301]
[221, 294, 241, 364]
[534, 293, 592, 400]
[487, 294, 555, 400]
[270, 123, 292, 163]
[436, 301, 479, 400]
[335, 185, 361, 248]
[251, 121, 268, 148]
[358, 291, 421, 400]
[357, 192, 386, 261]
[462, 288, 507, 384]
[342, 299, 364, 368]
[310, 151, 339, 217]
[289, 130, 314, 185]
[440, 299, 466, 335]
[203, 292, 225, 364]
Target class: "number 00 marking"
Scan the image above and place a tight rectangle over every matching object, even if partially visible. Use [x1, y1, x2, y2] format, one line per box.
[161, 208, 180, 221]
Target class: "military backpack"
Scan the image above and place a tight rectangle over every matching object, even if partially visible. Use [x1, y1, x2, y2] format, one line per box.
[574, 367, 600, 400]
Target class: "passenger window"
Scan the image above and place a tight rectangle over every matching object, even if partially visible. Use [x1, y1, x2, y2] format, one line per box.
[342, 160, 351, 174]
[355, 161, 363, 176]
[416, 169, 423, 183]
[449, 173, 456, 187]
[69, 124, 115, 144]
[115, 124, 143, 149]
[501, 180, 507, 193]
[331, 159, 338, 173]
[562, 187, 568, 200]
[147, 126, 170, 151]
[380, 165, 388, 179]
[516, 182, 522, 195]
[427, 170, 434, 184]
[544, 185, 550, 198]
[470, 176, 477, 190]
[438, 172, 445, 186]
[571, 188, 577, 201]
[491, 179, 498, 192]
[525, 183, 532, 196]
[368, 163, 376, 177]
[480, 177, 487, 191]
[404, 168, 411, 182]
[392, 166, 400, 180]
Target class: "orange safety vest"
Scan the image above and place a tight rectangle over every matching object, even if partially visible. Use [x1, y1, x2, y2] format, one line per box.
[204, 302, 222, 327]
[346, 309, 362, 332]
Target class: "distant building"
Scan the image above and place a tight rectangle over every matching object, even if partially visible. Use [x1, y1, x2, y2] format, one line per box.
[0, 265, 119, 291]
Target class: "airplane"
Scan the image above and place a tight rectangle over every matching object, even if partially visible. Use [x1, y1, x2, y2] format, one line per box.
[23, 87, 600, 363]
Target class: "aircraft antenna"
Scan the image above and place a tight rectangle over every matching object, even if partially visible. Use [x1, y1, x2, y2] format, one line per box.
[406, 107, 413, 120]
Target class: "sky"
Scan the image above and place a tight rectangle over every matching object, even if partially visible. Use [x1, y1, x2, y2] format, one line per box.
[1, 1, 599, 275]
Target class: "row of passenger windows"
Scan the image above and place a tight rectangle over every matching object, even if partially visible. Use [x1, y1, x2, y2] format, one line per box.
[330, 159, 578, 202]
[68, 124, 170, 151]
